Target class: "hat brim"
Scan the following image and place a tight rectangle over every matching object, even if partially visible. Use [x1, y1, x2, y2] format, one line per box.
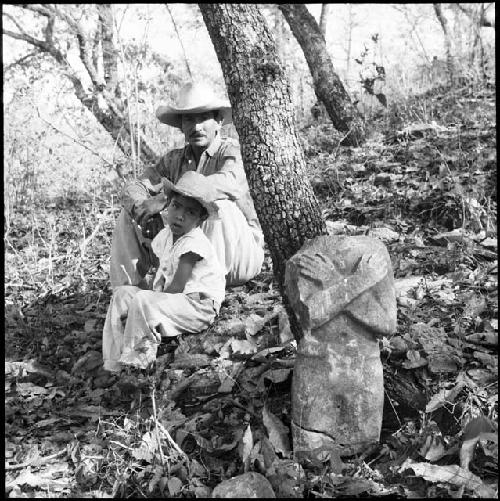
[162, 178, 219, 219]
[156, 103, 232, 129]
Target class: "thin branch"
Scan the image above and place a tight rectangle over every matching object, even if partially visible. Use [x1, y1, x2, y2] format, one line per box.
[4, 50, 39, 72]
[49, 4, 80, 32]
[165, 4, 193, 79]
[457, 3, 495, 27]
[3, 11, 30, 36]
[18, 4, 52, 18]
[392, 5, 431, 64]
[2, 28, 48, 51]
[34, 105, 114, 167]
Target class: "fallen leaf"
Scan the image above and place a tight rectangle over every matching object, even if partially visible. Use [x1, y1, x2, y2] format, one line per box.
[480, 237, 497, 248]
[251, 346, 287, 362]
[258, 368, 292, 390]
[399, 459, 496, 497]
[239, 424, 253, 471]
[131, 432, 156, 462]
[426, 380, 466, 413]
[167, 477, 183, 496]
[260, 436, 278, 470]
[71, 350, 103, 375]
[419, 434, 447, 462]
[5, 359, 53, 378]
[402, 350, 428, 369]
[465, 332, 498, 346]
[230, 338, 258, 356]
[337, 477, 374, 496]
[84, 319, 97, 332]
[262, 405, 290, 456]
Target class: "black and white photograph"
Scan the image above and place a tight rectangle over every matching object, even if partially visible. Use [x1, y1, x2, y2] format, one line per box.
[4, 3, 497, 498]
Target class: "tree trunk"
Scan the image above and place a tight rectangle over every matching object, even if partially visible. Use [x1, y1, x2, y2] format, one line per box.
[433, 3, 455, 86]
[278, 3, 365, 146]
[318, 3, 331, 38]
[345, 5, 355, 82]
[198, 3, 327, 340]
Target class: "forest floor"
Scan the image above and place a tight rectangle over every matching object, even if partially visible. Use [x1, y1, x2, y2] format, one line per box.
[5, 84, 497, 498]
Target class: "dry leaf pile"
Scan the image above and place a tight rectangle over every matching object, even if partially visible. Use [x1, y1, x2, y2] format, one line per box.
[5, 85, 497, 497]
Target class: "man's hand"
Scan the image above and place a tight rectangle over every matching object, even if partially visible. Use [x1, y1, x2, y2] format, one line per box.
[141, 214, 164, 240]
[134, 194, 168, 227]
[356, 251, 388, 283]
[296, 252, 344, 288]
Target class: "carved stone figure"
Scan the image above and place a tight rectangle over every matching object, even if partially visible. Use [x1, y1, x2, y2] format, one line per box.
[285, 235, 397, 459]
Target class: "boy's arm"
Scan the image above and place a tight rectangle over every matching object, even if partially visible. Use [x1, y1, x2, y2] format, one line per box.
[164, 252, 202, 293]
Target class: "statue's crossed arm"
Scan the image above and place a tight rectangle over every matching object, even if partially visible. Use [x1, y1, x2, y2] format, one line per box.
[295, 250, 395, 336]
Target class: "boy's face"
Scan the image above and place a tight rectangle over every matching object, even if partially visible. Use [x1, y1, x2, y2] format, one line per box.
[181, 111, 222, 150]
[166, 193, 206, 237]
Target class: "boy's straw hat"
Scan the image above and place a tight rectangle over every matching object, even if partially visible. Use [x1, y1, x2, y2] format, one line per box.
[156, 81, 232, 129]
[163, 171, 219, 218]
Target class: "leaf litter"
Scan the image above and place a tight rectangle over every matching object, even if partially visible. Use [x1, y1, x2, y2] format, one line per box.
[5, 85, 497, 497]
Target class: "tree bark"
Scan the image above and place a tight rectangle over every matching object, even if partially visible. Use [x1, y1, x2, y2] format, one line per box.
[198, 3, 327, 340]
[278, 3, 365, 146]
[433, 3, 455, 86]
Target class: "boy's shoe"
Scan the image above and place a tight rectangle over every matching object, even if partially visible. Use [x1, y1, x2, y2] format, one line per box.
[93, 367, 119, 389]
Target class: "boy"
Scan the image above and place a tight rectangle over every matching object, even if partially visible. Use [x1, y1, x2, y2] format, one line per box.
[102, 171, 225, 373]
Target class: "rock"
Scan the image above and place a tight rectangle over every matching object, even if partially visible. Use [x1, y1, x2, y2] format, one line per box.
[326, 220, 364, 236]
[431, 228, 472, 245]
[285, 236, 397, 458]
[480, 237, 497, 249]
[368, 226, 400, 243]
[374, 173, 392, 186]
[71, 350, 103, 375]
[211, 472, 275, 498]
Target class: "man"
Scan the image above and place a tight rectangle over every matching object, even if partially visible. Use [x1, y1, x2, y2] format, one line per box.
[110, 81, 265, 288]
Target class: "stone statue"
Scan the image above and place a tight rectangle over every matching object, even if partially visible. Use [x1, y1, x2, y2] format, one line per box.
[285, 235, 397, 459]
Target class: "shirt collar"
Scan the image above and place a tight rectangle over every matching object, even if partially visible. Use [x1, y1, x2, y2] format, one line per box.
[205, 134, 222, 157]
[183, 134, 221, 162]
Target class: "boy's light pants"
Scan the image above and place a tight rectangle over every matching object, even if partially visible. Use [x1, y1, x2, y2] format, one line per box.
[110, 200, 265, 288]
[102, 286, 217, 372]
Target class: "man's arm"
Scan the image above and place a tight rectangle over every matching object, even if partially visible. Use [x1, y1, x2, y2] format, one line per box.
[203, 142, 260, 225]
[202, 140, 247, 200]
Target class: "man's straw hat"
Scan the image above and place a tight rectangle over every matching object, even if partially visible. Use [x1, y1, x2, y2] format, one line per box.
[156, 81, 232, 129]
[163, 171, 219, 219]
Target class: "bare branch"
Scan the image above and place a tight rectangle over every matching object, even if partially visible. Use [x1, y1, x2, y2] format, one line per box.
[49, 4, 80, 32]
[318, 4, 331, 39]
[43, 16, 55, 45]
[3, 12, 30, 36]
[18, 4, 52, 17]
[98, 4, 118, 91]
[2, 28, 48, 51]
[456, 3, 495, 27]
[4, 51, 39, 72]
[165, 4, 193, 79]
[75, 26, 102, 87]
[34, 104, 114, 167]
